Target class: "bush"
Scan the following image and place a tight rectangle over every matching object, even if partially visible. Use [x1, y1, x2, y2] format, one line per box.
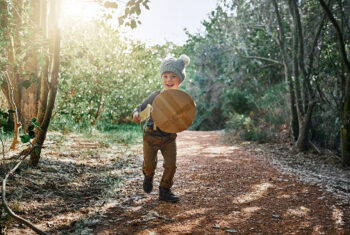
[311, 105, 341, 150]
[221, 88, 256, 116]
[239, 128, 269, 143]
[0, 109, 14, 133]
[225, 113, 270, 143]
[223, 82, 288, 143]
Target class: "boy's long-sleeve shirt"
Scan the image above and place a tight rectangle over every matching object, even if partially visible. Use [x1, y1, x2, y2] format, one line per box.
[133, 90, 171, 135]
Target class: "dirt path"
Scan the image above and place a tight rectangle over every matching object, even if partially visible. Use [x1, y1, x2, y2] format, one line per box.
[93, 131, 350, 234]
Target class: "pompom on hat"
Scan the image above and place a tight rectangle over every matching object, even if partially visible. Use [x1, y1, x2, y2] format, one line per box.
[160, 54, 190, 82]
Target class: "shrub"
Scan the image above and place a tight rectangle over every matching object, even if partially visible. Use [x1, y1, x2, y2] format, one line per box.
[221, 88, 257, 116]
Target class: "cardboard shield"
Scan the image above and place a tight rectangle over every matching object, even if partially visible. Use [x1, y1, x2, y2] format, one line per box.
[151, 89, 196, 133]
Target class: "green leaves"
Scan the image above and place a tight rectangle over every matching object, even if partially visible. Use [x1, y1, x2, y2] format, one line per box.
[20, 117, 41, 143]
[0, 109, 15, 132]
[130, 19, 137, 29]
[20, 134, 30, 143]
[57, 19, 165, 129]
[114, 0, 150, 28]
[142, 0, 150, 10]
[104, 1, 118, 9]
[22, 80, 32, 89]
[31, 118, 41, 130]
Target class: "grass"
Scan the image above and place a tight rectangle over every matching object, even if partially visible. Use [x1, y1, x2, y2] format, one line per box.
[102, 175, 122, 198]
[72, 216, 98, 235]
[96, 123, 143, 145]
[47, 122, 143, 148]
[0, 129, 13, 144]
[1, 121, 144, 233]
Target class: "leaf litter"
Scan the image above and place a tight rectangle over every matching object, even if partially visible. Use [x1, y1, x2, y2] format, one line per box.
[1, 130, 350, 234]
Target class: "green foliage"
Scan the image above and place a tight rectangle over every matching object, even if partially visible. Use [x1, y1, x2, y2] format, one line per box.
[19, 118, 41, 144]
[256, 82, 289, 126]
[116, 0, 150, 28]
[181, 3, 285, 132]
[0, 109, 14, 133]
[72, 217, 97, 235]
[53, 19, 173, 130]
[21, 80, 32, 89]
[103, 175, 122, 197]
[225, 113, 270, 143]
[96, 123, 142, 145]
[180, 0, 348, 150]
[226, 113, 250, 130]
[240, 128, 269, 143]
[312, 104, 342, 150]
[221, 88, 256, 115]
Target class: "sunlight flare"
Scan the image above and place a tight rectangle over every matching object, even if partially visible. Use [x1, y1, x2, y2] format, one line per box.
[59, 0, 102, 28]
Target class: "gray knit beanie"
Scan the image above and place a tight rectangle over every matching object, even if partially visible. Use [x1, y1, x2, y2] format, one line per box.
[160, 54, 190, 82]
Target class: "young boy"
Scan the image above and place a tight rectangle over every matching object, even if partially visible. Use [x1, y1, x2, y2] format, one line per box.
[132, 54, 190, 203]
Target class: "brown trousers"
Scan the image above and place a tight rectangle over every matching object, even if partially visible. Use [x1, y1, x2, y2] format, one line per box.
[143, 127, 177, 189]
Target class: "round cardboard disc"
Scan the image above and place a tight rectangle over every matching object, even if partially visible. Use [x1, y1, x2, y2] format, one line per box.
[151, 89, 196, 133]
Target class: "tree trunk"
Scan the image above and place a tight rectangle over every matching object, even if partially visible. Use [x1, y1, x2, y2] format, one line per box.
[21, 0, 41, 130]
[295, 101, 316, 151]
[271, 0, 299, 140]
[1, 0, 61, 165]
[318, 0, 350, 165]
[289, 0, 320, 151]
[91, 89, 103, 125]
[1, 0, 22, 149]
[30, 0, 61, 166]
[37, 0, 49, 125]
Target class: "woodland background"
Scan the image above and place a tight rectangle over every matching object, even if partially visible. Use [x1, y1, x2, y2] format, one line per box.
[1, 0, 350, 162]
[1, 0, 350, 160]
[0, 0, 350, 232]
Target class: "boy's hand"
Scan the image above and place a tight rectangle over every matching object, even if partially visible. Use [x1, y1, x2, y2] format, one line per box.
[133, 112, 140, 123]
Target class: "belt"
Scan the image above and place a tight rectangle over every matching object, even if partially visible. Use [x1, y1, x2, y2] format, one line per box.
[145, 126, 171, 137]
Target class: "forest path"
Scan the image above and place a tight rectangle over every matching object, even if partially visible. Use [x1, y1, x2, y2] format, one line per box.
[93, 131, 350, 234]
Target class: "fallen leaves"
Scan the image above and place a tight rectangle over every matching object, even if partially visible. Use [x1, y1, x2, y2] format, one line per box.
[2, 130, 350, 234]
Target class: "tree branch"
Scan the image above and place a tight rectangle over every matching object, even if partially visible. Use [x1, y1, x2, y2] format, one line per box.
[2, 146, 49, 235]
[235, 49, 283, 65]
[261, 63, 283, 69]
[318, 0, 350, 74]
[307, 12, 327, 77]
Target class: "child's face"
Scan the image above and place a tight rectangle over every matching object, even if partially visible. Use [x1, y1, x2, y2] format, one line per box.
[161, 72, 181, 90]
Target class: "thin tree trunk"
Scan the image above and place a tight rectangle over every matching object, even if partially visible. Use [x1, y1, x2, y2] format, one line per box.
[289, 0, 303, 121]
[289, 0, 309, 150]
[37, 0, 49, 125]
[91, 89, 103, 125]
[4, 72, 21, 150]
[271, 0, 299, 140]
[1, 0, 22, 149]
[31, 0, 61, 166]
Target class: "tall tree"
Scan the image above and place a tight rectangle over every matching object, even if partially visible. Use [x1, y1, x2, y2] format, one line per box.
[288, 0, 326, 150]
[0, 0, 150, 165]
[271, 0, 299, 140]
[0, 0, 61, 166]
[318, 0, 350, 165]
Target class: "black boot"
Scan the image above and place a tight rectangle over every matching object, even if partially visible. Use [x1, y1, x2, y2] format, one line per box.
[159, 186, 179, 203]
[143, 175, 153, 193]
